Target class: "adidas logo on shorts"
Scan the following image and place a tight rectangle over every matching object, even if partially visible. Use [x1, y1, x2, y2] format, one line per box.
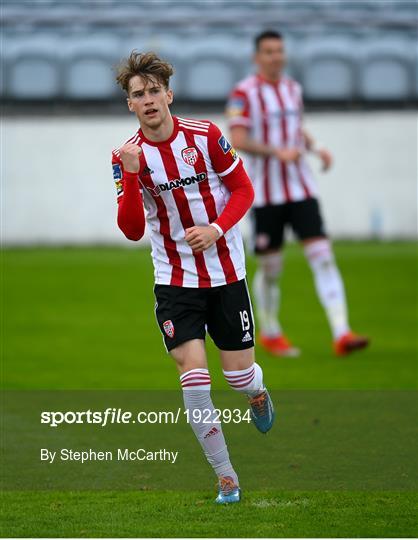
[242, 331, 252, 343]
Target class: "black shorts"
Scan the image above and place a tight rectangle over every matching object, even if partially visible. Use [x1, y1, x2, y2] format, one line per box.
[154, 278, 255, 352]
[253, 197, 327, 253]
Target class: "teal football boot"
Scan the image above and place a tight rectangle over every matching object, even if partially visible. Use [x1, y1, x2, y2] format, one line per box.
[215, 476, 241, 504]
[248, 388, 275, 433]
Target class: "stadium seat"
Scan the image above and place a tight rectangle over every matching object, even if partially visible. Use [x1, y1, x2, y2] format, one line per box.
[274, 1, 324, 17]
[358, 39, 414, 101]
[230, 40, 254, 83]
[279, 34, 301, 81]
[182, 35, 249, 100]
[3, 35, 63, 99]
[62, 35, 122, 99]
[185, 56, 240, 100]
[298, 38, 357, 100]
[325, 0, 384, 12]
[415, 42, 418, 98]
[184, 35, 243, 101]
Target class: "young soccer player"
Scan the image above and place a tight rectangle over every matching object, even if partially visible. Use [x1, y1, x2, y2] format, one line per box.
[227, 30, 369, 357]
[112, 51, 274, 504]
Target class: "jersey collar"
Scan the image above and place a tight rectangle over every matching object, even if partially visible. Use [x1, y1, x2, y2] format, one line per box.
[139, 115, 179, 146]
[256, 73, 281, 86]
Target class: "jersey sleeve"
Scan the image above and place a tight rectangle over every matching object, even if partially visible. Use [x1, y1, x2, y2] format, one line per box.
[226, 88, 251, 129]
[111, 150, 145, 241]
[211, 159, 254, 235]
[207, 122, 241, 178]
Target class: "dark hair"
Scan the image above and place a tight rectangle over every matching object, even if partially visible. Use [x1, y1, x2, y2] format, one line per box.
[116, 50, 174, 95]
[254, 30, 283, 51]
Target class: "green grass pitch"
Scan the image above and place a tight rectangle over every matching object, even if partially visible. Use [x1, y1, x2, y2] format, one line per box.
[2, 241, 417, 537]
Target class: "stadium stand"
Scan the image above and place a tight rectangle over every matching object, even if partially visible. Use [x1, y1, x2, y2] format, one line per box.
[183, 35, 252, 100]
[358, 38, 415, 101]
[3, 34, 63, 99]
[63, 35, 122, 99]
[298, 37, 357, 101]
[1, 0, 417, 103]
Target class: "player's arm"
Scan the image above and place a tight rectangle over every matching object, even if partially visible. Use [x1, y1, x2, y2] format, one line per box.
[302, 128, 333, 171]
[293, 82, 332, 171]
[212, 158, 254, 233]
[230, 125, 300, 162]
[226, 89, 300, 163]
[113, 144, 145, 241]
[185, 125, 254, 253]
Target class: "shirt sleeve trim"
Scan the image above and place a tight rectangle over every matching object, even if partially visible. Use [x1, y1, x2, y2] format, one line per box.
[217, 157, 240, 178]
[210, 222, 224, 237]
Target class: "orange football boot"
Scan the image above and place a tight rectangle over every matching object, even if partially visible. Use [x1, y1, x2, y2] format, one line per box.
[259, 334, 300, 357]
[334, 331, 370, 356]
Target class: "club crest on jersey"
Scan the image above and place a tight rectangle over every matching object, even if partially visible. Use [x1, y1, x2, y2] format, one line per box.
[163, 320, 175, 338]
[218, 135, 231, 153]
[181, 146, 198, 166]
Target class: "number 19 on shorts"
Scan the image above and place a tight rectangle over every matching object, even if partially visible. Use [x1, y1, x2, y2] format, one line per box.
[240, 310, 250, 331]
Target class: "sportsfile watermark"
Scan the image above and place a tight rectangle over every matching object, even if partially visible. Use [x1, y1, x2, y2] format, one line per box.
[40, 407, 252, 427]
[3, 390, 417, 491]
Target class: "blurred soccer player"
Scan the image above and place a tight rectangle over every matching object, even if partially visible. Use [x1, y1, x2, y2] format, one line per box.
[112, 51, 274, 504]
[227, 31, 369, 357]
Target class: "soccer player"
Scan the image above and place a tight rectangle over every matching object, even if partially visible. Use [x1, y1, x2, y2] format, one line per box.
[112, 51, 274, 504]
[227, 30, 369, 357]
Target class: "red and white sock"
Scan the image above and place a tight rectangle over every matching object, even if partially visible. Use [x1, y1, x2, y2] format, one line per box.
[180, 368, 239, 486]
[304, 239, 350, 340]
[180, 368, 211, 391]
[223, 362, 264, 397]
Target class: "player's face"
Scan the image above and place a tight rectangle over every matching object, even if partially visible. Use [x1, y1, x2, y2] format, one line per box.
[255, 38, 286, 79]
[127, 75, 173, 128]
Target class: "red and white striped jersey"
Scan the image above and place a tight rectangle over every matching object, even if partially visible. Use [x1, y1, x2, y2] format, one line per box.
[227, 74, 318, 207]
[112, 116, 246, 288]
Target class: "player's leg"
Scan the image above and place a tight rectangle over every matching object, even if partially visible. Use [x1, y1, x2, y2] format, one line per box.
[253, 250, 282, 337]
[292, 198, 369, 355]
[220, 347, 263, 397]
[170, 339, 240, 497]
[252, 205, 299, 356]
[220, 347, 275, 435]
[154, 285, 240, 502]
[207, 279, 275, 434]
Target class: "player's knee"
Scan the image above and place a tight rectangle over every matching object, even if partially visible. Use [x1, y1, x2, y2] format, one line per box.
[220, 347, 255, 372]
[170, 339, 207, 374]
[304, 239, 335, 269]
[258, 252, 283, 280]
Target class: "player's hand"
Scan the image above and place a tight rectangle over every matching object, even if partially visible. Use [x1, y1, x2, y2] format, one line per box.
[185, 225, 220, 253]
[275, 148, 301, 163]
[303, 130, 315, 151]
[316, 148, 333, 171]
[119, 143, 142, 173]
